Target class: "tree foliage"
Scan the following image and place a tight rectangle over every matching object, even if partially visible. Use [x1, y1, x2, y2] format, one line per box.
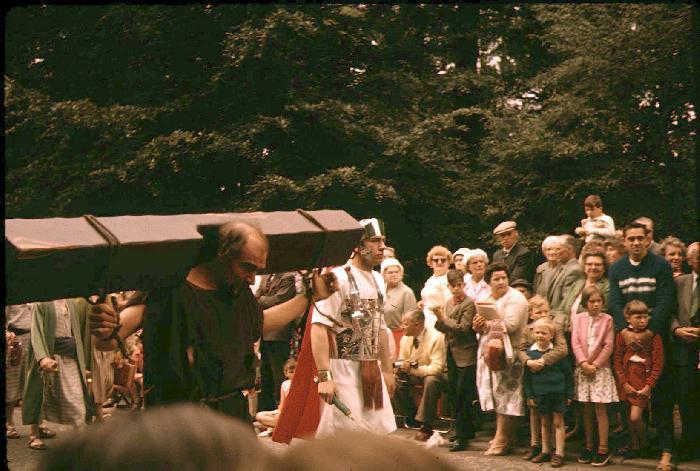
[5, 4, 696, 290]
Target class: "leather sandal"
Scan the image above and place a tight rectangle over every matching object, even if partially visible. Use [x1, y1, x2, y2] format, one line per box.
[485, 441, 511, 456]
[28, 435, 47, 450]
[6, 426, 20, 439]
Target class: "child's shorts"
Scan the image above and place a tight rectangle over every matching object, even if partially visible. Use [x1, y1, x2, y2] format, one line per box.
[534, 393, 567, 415]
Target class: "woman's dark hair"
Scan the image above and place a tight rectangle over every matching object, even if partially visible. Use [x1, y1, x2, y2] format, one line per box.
[582, 247, 608, 272]
[484, 262, 509, 284]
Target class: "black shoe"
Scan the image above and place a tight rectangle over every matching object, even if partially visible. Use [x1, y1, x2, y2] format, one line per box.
[449, 439, 469, 452]
[592, 451, 611, 467]
[524, 445, 542, 461]
[404, 417, 422, 430]
[616, 445, 639, 460]
[578, 447, 594, 464]
[532, 452, 552, 463]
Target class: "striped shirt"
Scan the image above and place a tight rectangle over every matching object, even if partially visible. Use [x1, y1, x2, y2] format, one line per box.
[608, 253, 675, 334]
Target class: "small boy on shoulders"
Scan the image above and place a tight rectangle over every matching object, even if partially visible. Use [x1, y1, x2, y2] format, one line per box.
[575, 194, 616, 243]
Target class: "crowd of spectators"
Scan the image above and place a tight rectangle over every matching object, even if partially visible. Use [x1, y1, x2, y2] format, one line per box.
[6, 193, 698, 470]
[385, 194, 698, 469]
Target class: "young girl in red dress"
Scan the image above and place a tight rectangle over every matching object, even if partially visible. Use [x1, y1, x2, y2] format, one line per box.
[613, 300, 663, 459]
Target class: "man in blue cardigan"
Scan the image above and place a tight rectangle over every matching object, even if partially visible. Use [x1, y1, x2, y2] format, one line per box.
[608, 221, 675, 470]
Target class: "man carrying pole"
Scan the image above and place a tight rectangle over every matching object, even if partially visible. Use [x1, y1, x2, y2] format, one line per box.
[90, 221, 335, 424]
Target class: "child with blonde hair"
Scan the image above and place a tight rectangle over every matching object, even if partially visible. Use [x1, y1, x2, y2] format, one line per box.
[518, 296, 568, 463]
[524, 318, 573, 467]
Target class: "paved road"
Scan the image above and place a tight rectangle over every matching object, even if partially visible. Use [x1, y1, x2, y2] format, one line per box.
[7, 408, 700, 471]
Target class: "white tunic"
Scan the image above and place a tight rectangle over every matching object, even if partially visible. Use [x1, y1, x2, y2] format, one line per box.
[312, 265, 396, 437]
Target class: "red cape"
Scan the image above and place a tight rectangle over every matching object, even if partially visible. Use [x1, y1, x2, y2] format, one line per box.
[272, 304, 320, 443]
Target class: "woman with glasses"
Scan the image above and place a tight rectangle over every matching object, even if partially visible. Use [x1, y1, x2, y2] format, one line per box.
[418, 246, 452, 328]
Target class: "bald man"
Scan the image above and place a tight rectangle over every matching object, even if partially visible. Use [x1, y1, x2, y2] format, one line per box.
[90, 222, 332, 423]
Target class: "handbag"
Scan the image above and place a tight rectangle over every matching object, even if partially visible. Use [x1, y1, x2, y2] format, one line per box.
[485, 336, 506, 371]
[483, 319, 514, 371]
[484, 320, 506, 371]
[8, 340, 23, 367]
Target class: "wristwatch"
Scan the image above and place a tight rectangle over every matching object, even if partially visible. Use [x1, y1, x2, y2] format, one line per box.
[295, 272, 310, 297]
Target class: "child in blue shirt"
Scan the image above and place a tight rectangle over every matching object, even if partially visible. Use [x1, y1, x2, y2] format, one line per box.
[524, 318, 573, 467]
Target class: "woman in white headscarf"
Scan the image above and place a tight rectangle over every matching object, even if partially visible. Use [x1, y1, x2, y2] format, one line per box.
[452, 247, 471, 272]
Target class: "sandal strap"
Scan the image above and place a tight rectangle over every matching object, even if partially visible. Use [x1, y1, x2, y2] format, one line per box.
[28, 436, 47, 449]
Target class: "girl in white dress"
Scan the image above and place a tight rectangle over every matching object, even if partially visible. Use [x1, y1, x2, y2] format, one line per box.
[571, 286, 618, 466]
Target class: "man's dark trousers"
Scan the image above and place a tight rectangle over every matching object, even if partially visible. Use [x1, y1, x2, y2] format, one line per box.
[447, 351, 477, 439]
[395, 373, 446, 431]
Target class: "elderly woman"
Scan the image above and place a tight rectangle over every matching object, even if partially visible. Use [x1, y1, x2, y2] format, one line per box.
[464, 249, 491, 302]
[559, 247, 610, 331]
[533, 236, 563, 298]
[452, 247, 470, 272]
[660, 236, 687, 278]
[380, 258, 418, 355]
[473, 263, 529, 456]
[418, 246, 452, 328]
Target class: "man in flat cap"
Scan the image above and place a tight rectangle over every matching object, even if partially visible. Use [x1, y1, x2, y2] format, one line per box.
[492, 221, 534, 283]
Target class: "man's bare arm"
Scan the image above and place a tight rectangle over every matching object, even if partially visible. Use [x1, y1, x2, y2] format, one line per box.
[262, 295, 308, 335]
[90, 303, 145, 351]
[262, 269, 337, 336]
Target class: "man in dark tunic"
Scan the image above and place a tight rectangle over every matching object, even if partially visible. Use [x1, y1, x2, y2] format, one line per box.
[91, 222, 332, 422]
